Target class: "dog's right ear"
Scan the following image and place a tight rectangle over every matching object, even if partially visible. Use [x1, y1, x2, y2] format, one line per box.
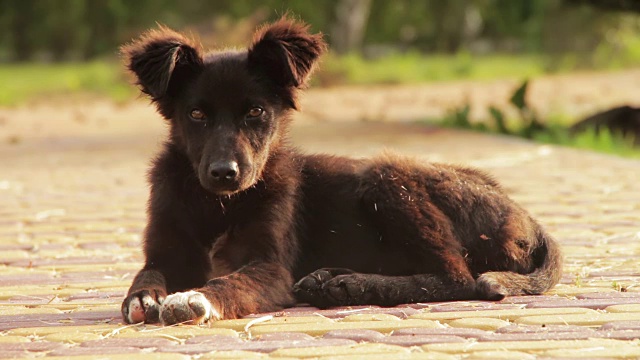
[121, 26, 203, 100]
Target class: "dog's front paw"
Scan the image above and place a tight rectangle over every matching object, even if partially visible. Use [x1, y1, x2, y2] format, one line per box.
[122, 289, 165, 324]
[159, 290, 220, 325]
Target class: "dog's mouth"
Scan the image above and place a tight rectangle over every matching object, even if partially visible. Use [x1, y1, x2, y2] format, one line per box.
[211, 187, 241, 196]
[196, 158, 262, 197]
[199, 180, 245, 197]
[197, 169, 257, 197]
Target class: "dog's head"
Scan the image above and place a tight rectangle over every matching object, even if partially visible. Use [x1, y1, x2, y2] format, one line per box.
[122, 17, 325, 195]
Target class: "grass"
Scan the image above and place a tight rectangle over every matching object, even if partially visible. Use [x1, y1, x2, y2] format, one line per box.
[317, 52, 546, 86]
[0, 52, 587, 106]
[1, 51, 639, 106]
[533, 123, 639, 158]
[0, 61, 133, 106]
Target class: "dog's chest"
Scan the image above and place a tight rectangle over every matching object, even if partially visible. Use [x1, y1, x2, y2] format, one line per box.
[207, 231, 249, 278]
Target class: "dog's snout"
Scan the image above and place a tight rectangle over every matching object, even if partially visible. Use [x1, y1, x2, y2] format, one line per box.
[209, 161, 239, 181]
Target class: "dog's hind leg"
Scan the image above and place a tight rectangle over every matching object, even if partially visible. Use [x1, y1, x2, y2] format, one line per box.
[294, 160, 481, 308]
[475, 228, 563, 299]
[294, 269, 477, 308]
[293, 170, 479, 308]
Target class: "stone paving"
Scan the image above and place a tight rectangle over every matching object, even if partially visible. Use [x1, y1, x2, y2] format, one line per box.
[0, 100, 640, 359]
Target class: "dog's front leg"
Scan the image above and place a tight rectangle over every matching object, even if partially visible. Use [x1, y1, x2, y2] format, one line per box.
[122, 269, 167, 324]
[156, 177, 301, 325]
[159, 262, 294, 325]
[122, 195, 211, 325]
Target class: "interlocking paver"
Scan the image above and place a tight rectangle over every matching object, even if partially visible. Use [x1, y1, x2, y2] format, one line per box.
[211, 316, 333, 333]
[515, 311, 640, 326]
[47, 345, 143, 356]
[198, 350, 270, 359]
[158, 338, 356, 354]
[465, 350, 536, 359]
[0, 340, 65, 352]
[244, 305, 420, 319]
[391, 327, 489, 338]
[596, 330, 640, 340]
[322, 329, 385, 342]
[525, 298, 640, 309]
[184, 334, 244, 345]
[7, 324, 122, 337]
[542, 345, 640, 358]
[409, 307, 597, 322]
[447, 317, 511, 331]
[422, 338, 633, 353]
[269, 343, 410, 358]
[44, 353, 191, 360]
[0, 336, 29, 343]
[1, 92, 639, 358]
[376, 334, 466, 346]
[600, 321, 640, 330]
[44, 330, 103, 342]
[80, 337, 178, 348]
[249, 319, 443, 337]
[479, 331, 601, 342]
[342, 313, 402, 322]
[427, 302, 525, 312]
[496, 324, 595, 333]
[605, 304, 640, 312]
[315, 353, 458, 360]
[112, 325, 238, 339]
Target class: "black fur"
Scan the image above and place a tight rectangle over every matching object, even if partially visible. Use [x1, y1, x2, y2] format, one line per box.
[121, 16, 563, 325]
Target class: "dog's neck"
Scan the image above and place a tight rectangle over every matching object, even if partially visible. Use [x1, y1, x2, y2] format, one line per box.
[214, 143, 299, 204]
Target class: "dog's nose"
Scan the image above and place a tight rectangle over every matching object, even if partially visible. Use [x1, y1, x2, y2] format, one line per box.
[209, 161, 239, 181]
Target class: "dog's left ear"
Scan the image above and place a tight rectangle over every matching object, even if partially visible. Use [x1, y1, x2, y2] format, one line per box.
[248, 17, 326, 89]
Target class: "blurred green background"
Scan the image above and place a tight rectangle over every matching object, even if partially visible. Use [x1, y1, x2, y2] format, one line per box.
[1, 0, 639, 106]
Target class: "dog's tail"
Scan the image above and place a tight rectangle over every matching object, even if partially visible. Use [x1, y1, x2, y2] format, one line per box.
[476, 228, 563, 300]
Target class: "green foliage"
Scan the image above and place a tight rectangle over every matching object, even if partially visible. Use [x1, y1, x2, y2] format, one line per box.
[509, 80, 528, 110]
[439, 106, 639, 158]
[504, 79, 546, 138]
[0, 0, 639, 63]
[435, 78, 639, 158]
[488, 106, 509, 134]
[436, 84, 640, 158]
[441, 103, 492, 133]
[444, 104, 473, 129]
[591, 14, 640, 69]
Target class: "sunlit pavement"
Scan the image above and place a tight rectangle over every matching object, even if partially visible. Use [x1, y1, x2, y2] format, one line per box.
[1, 99, 639, 359]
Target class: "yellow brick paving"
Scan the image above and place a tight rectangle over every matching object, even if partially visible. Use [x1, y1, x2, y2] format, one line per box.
[0, 101, 639, 358]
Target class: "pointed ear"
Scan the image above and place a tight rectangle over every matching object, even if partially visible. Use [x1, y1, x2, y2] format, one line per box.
[248, 17, 326, 88]
[121, 26, 203, 100]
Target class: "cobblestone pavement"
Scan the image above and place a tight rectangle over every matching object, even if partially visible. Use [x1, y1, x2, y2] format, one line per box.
[0, 100, 639, 359]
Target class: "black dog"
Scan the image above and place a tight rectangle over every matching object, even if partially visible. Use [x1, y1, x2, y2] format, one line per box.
[121, 17, 562, 325]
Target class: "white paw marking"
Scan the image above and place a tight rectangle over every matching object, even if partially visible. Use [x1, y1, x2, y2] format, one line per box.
[141, 293, 156, 308]
[160, 290, 220, 325]
[126, 297, 143, 324]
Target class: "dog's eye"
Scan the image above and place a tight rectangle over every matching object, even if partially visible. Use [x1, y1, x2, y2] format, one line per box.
[247, 107, 264, 118]
[189, 109, 206, 121]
